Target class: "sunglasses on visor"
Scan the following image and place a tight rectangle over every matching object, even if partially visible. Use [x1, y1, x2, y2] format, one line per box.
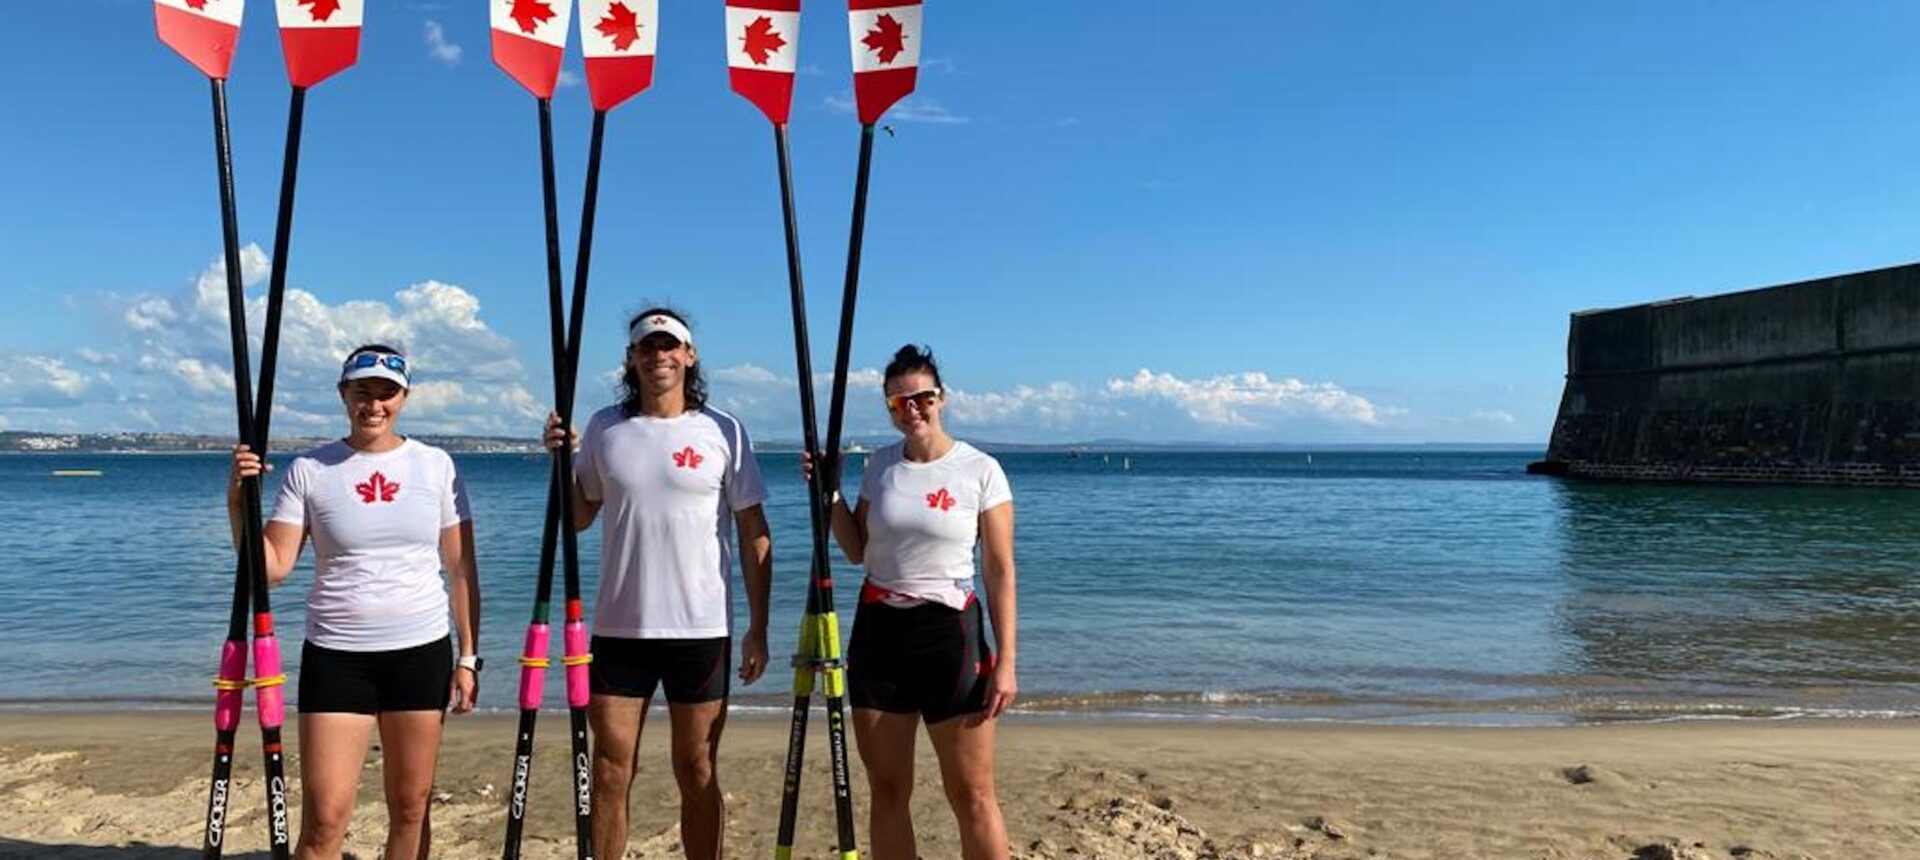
[343, 352, 408, 375]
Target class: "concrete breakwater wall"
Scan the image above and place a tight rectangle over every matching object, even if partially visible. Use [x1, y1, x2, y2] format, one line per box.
[1534, 263, 1920, 486]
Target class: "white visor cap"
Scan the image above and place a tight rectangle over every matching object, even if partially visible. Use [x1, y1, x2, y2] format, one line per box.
[629, 313, 693, 347]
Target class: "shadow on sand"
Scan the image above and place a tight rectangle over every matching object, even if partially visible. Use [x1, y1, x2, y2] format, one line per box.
[0, 842, 357, 860]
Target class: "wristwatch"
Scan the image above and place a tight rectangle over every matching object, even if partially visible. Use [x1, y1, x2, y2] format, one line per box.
[456, 655, 484, 673]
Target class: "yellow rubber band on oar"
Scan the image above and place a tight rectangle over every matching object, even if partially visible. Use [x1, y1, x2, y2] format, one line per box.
[774, 847, 793, 860]
[252, 674, 288, 688]
[518, 656, 551, 668]
[561, 654, 594, 666]
[212, 678, 249, 691]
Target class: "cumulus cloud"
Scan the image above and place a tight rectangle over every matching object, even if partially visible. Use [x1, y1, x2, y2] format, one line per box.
[824, 92, 969, 125]
[16, 248, 542, 436]
[1105, 369, 1382, 427]
[425, 20, 462, 65]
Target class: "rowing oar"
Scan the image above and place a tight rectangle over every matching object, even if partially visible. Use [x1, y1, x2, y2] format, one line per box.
[489, 2, 597, 857]
[494, 1, 659, 857]
[151, 3, 293, 857]
[719, 2, 859, 857]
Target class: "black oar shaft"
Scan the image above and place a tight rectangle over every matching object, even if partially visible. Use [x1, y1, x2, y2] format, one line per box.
[254, 86, 306, 449]
[823, 124, 877, 481]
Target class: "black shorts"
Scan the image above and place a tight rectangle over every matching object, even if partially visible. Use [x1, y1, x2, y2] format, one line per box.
[298, 636, 452, 714]
[589, 636, 731, 704]
[848, 596, 994, 724]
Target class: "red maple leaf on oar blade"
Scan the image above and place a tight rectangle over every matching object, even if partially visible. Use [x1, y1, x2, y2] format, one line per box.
[509, 0, 555, 34]
[862, 13, 907, 65]
[184, 0, 209, 9]
[297, 0, 342, 22]
[595, 1, 641, 51]
[741, 15, 787, 66]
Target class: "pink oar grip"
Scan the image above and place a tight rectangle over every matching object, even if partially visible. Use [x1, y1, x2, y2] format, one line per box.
[518, 624, 550, 711]
[215, 641, 246, 731]
[564, 621, 590, 708]
[253, 637, 285, 728]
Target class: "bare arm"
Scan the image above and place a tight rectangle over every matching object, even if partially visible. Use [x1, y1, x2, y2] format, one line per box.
[977, 501, 1018, 720]
[227, 445, 306, 584]
[568, 473, 602, 532]
[802, 451, 869, 564]
[443, 519, 481, 712]
[735, 504, 772, 684]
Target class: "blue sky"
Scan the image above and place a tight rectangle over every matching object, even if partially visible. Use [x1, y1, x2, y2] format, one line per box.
[6, 2, 1920, 444]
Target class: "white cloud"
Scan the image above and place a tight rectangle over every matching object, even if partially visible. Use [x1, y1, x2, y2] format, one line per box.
[425, 20, 463, 66]
[76, 347, 118, 367]
[712, 364, 783, 386]
[0, 355, 93, 407]
[558, 69, 582, 88]
[1470, 409, 1516, 425]
[824, 92, 970, 125]
[1105, 369, 1382, 427]
[171, 358, 234, 396]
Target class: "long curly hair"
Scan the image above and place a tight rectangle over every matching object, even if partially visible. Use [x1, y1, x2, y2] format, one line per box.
[618, 307, 707, 417]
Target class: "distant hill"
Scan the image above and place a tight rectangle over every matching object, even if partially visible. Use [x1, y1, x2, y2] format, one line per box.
[0, 432, 542, 455]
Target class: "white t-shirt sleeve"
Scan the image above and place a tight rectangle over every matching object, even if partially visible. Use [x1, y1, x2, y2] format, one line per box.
[440, 453, 472, 528]
[979, 455, 1012, 511]
[724, 420, 769, 512]
[575, 410, 606, 503]
[267, 456, 311, 526]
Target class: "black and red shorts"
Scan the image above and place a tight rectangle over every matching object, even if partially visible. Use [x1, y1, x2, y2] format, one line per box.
[847, 590, 994, 724]
[589, 636, 731, 704]
[298, 636, 452, 715]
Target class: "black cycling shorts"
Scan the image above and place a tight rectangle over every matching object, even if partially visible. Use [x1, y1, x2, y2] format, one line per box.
[298, 636, 452, 715]
[847, 595, 994, 724]
[589, 636, 731, 704]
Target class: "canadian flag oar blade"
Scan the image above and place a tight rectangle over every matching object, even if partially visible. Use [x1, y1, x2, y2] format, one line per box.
[493, 0, 575, 98]
[726, 0, 800, 124]
[155, 0, 245, 80]
[848, 0, 920, 124]
[274, 0, 362, 88]
[579, 0, 657, 112]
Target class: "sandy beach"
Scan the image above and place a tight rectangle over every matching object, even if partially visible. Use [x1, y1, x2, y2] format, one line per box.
[1, 712, 1914, 859]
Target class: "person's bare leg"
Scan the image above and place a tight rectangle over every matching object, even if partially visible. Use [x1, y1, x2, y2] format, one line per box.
[852, 708, 921, 860]
[589, 695, 649, 860]
[667, 700, 728, 860]
[375, 710, 444, 860]
[294, 712, 375, 859]
[928, 715, 1009, 860]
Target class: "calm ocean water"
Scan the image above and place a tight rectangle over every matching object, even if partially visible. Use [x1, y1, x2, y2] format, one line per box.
[4, 448, 1920, 724]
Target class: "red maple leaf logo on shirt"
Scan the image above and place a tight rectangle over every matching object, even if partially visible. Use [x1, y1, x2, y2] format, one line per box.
[595, 1, 641, 51]
[861, 13, 907, 65]
[298, 0, 341, 22]
[741, 16, 787, 66]
[926, 488, 955, 512]
[355, 471, 401, 504]
[508, 0, 555, 34]
[673, 447, 704, 470]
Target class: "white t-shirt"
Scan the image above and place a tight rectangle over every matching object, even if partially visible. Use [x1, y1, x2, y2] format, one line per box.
[575, 405, 768, 639]
[268, 438, 471, 651]
[858, 440, 1012, 610]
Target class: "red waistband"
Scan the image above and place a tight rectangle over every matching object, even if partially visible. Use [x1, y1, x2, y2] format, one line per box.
[859, 581, 976, 609]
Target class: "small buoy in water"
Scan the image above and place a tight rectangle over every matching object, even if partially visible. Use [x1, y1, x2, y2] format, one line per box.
[52, 469, 103, 477]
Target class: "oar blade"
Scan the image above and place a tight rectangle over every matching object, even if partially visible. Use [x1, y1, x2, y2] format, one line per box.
[725, 0, 800, 124]
[848, 0, 920, 124]
[154, 0, 245, 80]
[492, 0, 575, 99]
[274, 0, 363, 88]
[579, 0, 657, 112]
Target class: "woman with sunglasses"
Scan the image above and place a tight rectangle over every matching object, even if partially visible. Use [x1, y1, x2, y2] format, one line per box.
[804, 344, 1018, 860]
[544, 308, 772, 860]
[227, 344, 481, 860]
